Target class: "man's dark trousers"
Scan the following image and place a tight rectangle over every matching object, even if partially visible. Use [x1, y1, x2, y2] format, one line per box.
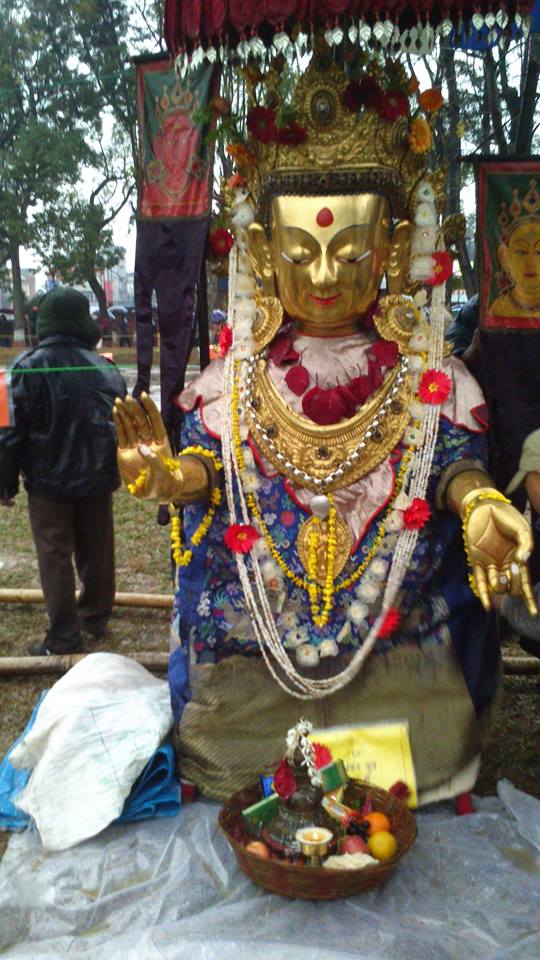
[28, 492, 115, 652]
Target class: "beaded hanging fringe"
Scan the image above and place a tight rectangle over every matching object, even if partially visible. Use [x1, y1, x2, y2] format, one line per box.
[175, 8, 530, 77]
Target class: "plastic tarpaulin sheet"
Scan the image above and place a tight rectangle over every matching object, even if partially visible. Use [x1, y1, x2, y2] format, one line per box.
[0, 780, 539, 959]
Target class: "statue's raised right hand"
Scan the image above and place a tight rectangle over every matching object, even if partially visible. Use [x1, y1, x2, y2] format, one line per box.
[113, 392, 173, 496]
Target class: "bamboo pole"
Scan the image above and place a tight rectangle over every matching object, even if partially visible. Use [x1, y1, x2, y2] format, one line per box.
[0, 653, 537, 677]
[0, 588, 173, 609]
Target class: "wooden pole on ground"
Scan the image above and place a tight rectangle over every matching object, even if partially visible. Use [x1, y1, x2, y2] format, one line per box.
[0, 588, 173, 609]
[0, 653, 537, 677]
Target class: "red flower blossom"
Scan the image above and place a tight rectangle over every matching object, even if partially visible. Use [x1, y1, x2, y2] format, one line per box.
[403, 497, 431, 530]
[224, 523, 260, 553]
[285, 363, 310, 396]
[343, 80, 363, 113]
[425, 251, 453, 287]
[368, 339, 399, 369]
[378, 607, 401, 638]
[302, 385, 350, 425]
[218, 324, 233, 357]
[375, 90, 410, 122]
[344, 375, 372, 406]
[268, 330, 299, 365]
[247, 105, 277, 143]
[389, 780, 410, 801]
[358, 76, 382, 109]
[209, 228, 234, 258]
[273, 759, 297, 800]
[418, 369, 452, 405]
[312, 742, 333, 769]
[275, 121, 308, 146]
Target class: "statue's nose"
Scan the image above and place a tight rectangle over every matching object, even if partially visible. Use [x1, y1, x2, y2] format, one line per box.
[308, 251, 338, 287]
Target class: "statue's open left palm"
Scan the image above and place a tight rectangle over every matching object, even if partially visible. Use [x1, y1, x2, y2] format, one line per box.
[465, 501, 537, 616]
[113, 393, 172, 487]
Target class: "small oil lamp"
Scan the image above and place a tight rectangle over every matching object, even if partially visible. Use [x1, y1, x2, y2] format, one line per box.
[295, 826, 333, 866]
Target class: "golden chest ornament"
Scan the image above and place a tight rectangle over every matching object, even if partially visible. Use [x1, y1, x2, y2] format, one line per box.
[243, 354, 414, 495]
[242, 353, 415, 582]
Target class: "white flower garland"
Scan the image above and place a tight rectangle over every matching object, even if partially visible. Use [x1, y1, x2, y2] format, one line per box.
[220, 190, 447, 699]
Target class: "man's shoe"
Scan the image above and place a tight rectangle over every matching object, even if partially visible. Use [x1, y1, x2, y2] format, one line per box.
[27, 640, 51, 656]
[27, 640, 85, 657]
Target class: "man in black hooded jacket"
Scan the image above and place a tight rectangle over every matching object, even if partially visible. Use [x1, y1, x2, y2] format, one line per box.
[0, 286, 127, 655]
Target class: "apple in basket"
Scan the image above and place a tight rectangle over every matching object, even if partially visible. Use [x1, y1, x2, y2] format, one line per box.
[339, 835, 369, 856]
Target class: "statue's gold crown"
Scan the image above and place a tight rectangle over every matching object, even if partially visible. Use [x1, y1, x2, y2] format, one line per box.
[498, 178, 540, 241]
[240, 49, 432, 225]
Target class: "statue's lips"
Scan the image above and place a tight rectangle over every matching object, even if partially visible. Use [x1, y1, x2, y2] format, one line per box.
[308, 293, 341, 306]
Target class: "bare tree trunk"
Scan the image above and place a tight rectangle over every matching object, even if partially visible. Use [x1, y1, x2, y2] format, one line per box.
[515, 34, 540, 155]
[87, 271, 108, 317]
[9, 244, 26, 343]
[440, 45, 476, 299]
[484, 51, 509, 155]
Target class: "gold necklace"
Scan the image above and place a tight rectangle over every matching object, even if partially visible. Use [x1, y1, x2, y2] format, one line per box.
[243, 354, 414, 493]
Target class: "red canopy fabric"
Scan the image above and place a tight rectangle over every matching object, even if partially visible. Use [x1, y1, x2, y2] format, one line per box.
[164, 1, 535, 54]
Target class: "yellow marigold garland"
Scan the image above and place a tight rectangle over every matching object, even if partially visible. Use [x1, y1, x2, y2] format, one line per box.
[231, 368, 415, 625]
[127, 468, 149, 496]
[169, 447, 223, 568]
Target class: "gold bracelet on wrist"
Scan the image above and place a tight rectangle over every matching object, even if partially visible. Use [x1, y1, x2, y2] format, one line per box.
[460, 489, 511, 598]
[459, 487, 509, 522]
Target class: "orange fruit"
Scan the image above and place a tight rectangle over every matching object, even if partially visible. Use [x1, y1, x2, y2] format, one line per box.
[363, 811, 391, 836]
[368, 831, 397, 862]
[245, 840, 270, 859]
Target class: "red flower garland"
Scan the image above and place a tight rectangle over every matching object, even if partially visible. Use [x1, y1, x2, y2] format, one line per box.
[268, 330, 299, 365]
[342, 80, 363, 112]
[425, 251, 453, 287]
[273, 759, 297, 800]
[375, 91, 410, 122]
[403, 497, 431, 530]
[209, 228, 234, 257]
[276, 121, 308, 145]
[418, 369, 452, 405]
[285, 363, 310, 396]
[378, 607, 401, 638]
[302, 385, 351, 425]
[224, 523, 260, 553]
[218, 324, 233, 357]
[247, 106, 277, 143]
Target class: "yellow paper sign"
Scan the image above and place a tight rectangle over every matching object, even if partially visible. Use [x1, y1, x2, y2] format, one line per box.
[311, 721, 418, 808]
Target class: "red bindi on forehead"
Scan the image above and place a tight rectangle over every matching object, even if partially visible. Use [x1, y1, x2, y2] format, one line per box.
[316, 207, 334, 228]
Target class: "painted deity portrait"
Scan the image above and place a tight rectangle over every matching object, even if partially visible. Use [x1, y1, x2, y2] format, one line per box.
[136, 61, 214, 220]
[479, 162, 540, 330]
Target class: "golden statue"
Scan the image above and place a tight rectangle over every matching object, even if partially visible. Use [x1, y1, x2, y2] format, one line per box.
[114, 48, 535, 805]
[489, 179, 540, 317]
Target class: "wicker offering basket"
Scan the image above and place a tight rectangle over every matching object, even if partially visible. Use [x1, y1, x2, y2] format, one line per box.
[219, 779, 417, 900]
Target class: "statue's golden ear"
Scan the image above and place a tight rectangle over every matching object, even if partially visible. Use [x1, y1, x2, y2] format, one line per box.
[247, 222, 276, 296]
[386, 220, 412, 296]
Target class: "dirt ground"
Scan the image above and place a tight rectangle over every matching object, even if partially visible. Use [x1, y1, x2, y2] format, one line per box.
[0, 362, 538, 860]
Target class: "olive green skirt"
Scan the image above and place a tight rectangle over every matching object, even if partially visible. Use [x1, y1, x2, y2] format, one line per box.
[175, 641, 494, 805]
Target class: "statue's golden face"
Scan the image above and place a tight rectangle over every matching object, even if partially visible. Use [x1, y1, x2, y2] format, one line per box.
[500, 222, 540, 302]
[267, 194, 391, 335]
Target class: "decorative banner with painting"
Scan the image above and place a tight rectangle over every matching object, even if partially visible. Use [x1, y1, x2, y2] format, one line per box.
[478, 159, 540, 330]
[136, 58, 214, 221]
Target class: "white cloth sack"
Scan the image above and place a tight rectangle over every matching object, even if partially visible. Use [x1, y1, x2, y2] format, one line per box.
[10, 652, 173, 851]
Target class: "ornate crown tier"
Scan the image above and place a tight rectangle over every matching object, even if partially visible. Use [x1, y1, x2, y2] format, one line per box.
[237, 49, 434, 223]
